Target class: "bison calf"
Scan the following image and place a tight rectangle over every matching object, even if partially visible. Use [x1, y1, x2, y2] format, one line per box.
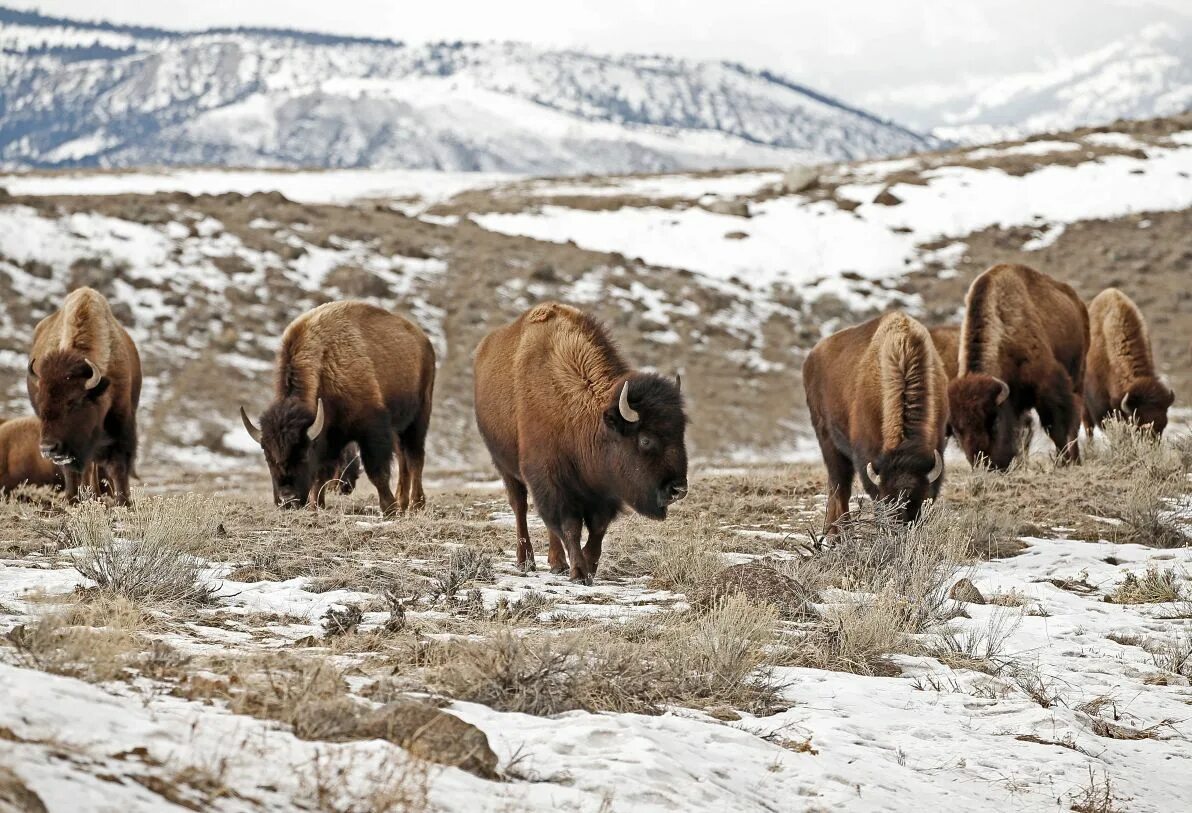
[0, 416, 63, 493]
[26, 288, 142, 504]
[1084, 288, 1173, 436]
[241, 301, 435, 515]
[948, 264, 1088, 470]
[474, 302, 688, 584]
[804, 312, 948, 533]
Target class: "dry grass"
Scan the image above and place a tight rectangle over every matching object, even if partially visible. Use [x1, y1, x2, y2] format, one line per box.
[6, 595, 156, 682]
[419, 596, 781, 716]
[65, 497, 221, 605]
[1068, 767, 1126, 813]
[1106, 567, 1184, 604]
[929, 609, 1022, 674]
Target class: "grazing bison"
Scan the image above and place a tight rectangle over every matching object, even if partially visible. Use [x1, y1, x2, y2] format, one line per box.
[330, 443, 363, 495]
[1084, 288, 1173, 436]
[474, 302, 688, 583]
[948, 264, 1088, 470]
[0, 417, 63, 493]
[27, 288, 142, 504]
[804, 311, 948, 533]
[240, 301, 434, 515]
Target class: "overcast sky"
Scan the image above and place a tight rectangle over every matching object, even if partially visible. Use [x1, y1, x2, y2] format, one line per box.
[14, 0, 1192, 101]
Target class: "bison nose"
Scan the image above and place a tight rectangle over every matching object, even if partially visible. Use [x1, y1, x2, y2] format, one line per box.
[660, 481, 688, 506]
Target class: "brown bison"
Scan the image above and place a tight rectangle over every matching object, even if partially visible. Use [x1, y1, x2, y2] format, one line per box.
[948, 264, 1088, 470]
[474, 302, 688, 584]
[804, 311, 948, 533]
[0, 417, 63, 492]
[240, 301, 435, 515]
[1083, 288, 1174, 436]
[27, 288, 142, 504]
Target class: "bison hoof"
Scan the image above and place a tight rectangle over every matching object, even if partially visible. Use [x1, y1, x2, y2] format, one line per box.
[570, 574, 594, 586]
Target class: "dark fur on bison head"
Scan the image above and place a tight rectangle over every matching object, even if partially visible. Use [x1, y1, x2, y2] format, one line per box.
[600, 373, 688, 520]
[948, 373, 1019, 471]
[28, 351, 111, 471]
[1121, 377, 1175, 437]
[241, 397, 326, 508]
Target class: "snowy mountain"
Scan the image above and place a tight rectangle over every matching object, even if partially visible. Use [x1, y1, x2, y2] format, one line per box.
[0, 7, 932, 173]
[866, 23, 1192, 143]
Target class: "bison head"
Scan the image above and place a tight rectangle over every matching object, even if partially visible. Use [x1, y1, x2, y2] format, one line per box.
[862, 445, 944, 523]
[947, 374, 1017, 470]
[602, 374, 688, 519]
[1120, 378, 1175, 437]
[241, 397, 326, 508]
[27, 353, 110, 470]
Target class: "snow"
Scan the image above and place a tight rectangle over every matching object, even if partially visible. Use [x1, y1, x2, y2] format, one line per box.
[965, 140, 1081, 160]
[475, 142, 1192, 296]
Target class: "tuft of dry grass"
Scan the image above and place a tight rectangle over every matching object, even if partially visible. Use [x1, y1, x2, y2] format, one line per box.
[1106, 567, 1184, 604]
[7, 595, 150, 682]
[1068, 767, 1127, 813]
[66, 497, 221, 605]
[929, 609, 1022, 674]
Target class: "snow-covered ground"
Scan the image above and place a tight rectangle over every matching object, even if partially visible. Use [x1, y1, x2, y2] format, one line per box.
[475, 131, 1192, 296]
[2, 505, 1192, 811]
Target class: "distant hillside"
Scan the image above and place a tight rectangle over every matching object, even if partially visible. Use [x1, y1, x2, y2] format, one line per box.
[0, 6, 932, 173]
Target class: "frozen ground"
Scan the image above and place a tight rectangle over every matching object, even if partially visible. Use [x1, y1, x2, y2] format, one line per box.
[1, 460, 1191, 813]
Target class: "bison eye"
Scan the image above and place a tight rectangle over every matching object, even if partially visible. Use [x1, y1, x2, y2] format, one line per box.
[637, 434, 656, 452]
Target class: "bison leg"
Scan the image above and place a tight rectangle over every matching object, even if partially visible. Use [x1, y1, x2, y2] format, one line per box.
[581, 511, 613, 581]
[61, 466, 83, 504]
[1036, 366, 1081, 465]
[398, 411, 430, 512]
[502, 474, 535, 572]
[547, 531, 567, 574]
[359, 427, 399, 516]
[395, 443, 411, 513]
[103, 459, 132, 507]
[818, 440, 854, 536]
[558, 515, 591, 585]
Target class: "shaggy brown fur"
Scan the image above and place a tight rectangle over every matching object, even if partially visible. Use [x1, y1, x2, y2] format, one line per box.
[0, 417, 62, 492]
[27, 288, 142, 504]
[1084, 288, 1173, 436]
[928, 325, 960, 383]
[804, 312, 948, 533]
[474, 302, 688, 583]
[241, 301, 435, 515]
[949, 264, 1088, 469]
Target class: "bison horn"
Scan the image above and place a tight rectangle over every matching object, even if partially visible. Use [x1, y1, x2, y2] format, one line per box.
[27, 357, 37, 379]
[866, 462, 881, 486]
[240, 406, 263, 445]
[993, 377, 1010, 406]
[675, 373, 682, 393]
[927, 449, 944, 483]
[307, 397, 326, 440]
[618, 381, 640, 423]
[1120, 393, 1133, 415]
[83, 358, 102, 390]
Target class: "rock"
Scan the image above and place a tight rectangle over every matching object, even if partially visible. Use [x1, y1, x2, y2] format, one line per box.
[724, 231, 750, 240]
[695, 562, 819, 620]
[781, 165, 820, 194]
[873, 188, 902, 206]
[0, 766, 48, 813]
[948, 578, 986, 605]
[702, 199, 751, 218]
[359, 700, 499, 779]
[293, 697, 499, 779]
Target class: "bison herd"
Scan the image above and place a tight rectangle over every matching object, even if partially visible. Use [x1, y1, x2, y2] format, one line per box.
[0, 261, 1177, 583]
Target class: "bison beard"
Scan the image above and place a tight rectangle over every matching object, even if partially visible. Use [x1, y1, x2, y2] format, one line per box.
[949, 264, 1088, 470]
[26, 288, 141, 505]
[474, 303, 688, 584]
[804, 312, 948, 534]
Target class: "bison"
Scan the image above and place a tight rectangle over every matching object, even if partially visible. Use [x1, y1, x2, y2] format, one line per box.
[0, 416, 63, 493]
[804, 311, 948, 533]
[240, 301, 435, 515]
[928, 325, 960, 383]
[948, 264, 1088, 470]
[27, 287, 142, 504]
[474, 302, 688, 584]
[1084, 288, 1173, 436]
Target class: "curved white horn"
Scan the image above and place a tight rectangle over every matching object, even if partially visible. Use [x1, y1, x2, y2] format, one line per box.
[307, 397, 326, 440]
[618, 381, 640, 423]
[83, 358, 102, 390]
[866, 462, 881, 486]
[1120, 393, 1133, 415]
[675, 373, 682, 394]
[240, 406, 263, 445]
[927, 449, 944, 483]
[993, 377, 1010, 406]
[27, 357, 37, 380]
